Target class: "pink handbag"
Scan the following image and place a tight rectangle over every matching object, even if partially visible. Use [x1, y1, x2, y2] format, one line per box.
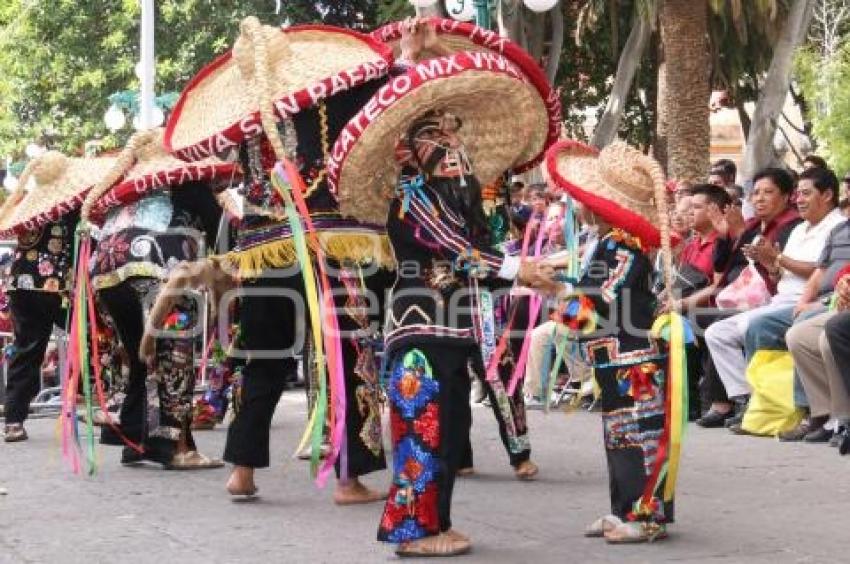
[716, 262, 771, 310]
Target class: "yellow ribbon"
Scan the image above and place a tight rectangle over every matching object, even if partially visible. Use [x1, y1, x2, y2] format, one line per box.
[651, 311, 687, 502]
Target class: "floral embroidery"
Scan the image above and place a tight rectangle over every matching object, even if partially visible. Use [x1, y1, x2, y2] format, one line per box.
[379, 349, 443, 544]
[9, 219, 71, 292]
[96, 233, 131, 273]
[37, 260, 54, 277]
[412, 402, 440, 449]
[388, 351, 439, 419]
[616, 363, 662, 401]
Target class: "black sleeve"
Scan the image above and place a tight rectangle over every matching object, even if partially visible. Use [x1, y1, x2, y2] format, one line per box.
[713, 234, 733, 274]
[775, 218, 802, 250]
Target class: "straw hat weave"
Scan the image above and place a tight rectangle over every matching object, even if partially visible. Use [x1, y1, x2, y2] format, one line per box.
[371, 17, 562, 173]
[327, 51, 552, 225]
[164, 19, 393, 162]
[82, 128, 238, 225]
[545, 140, 673, 288]
[0, 152, 117, 237]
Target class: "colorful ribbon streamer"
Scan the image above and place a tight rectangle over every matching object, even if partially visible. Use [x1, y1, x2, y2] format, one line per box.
[270, 161, 346, 487]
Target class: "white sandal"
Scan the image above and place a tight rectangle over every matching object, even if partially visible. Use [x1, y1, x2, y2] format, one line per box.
[585, 515, 623, 538]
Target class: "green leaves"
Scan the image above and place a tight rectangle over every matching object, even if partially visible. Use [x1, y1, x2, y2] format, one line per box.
[0, 1, 395, 158]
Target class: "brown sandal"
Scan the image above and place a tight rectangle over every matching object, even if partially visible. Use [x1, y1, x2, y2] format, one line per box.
[396, 533, 471, 557]
[514, 460, 539, 481]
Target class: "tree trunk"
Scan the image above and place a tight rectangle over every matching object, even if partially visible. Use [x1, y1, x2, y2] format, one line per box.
[591, 9, 655, 148]
[545, 1, 564, 84]
[497, 0, 524, 44]
[740, 0, 816, 182]
[656, 0, 711, 183]
[653, 41, 669, 166]
[414, 4, 444, 17]
[526, 10, 545, 62]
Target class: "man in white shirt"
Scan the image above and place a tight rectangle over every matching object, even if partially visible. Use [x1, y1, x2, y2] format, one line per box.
[705, 166, 845, 431]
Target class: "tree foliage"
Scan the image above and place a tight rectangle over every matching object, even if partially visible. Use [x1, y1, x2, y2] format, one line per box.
[0, 1, 408, 159]
[796, 42, 850, 175]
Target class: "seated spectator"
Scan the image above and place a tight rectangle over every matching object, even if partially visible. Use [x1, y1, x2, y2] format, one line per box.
[803, 154, 828, 171]
[710, 159, 752, 219]
[660, 185, 729, 423]
[823, 301, 850, 453]
[777, 173, 850, 441]
[703, 168, 803, 429]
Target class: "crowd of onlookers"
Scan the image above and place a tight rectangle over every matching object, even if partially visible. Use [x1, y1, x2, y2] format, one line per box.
[505, 156, 850, 454]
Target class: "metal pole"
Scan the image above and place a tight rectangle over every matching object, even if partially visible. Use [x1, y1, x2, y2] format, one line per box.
[474, 0, 492, 29]
[138, 0, 155, 129]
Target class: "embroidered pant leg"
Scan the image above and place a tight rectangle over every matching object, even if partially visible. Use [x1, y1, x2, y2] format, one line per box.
[481, 356, 531, 467]
[4, 290, 63, 425]
[596, 363, 673, 523]
[224, 275, 302, 468]
[329, 267, 387, 479]
[480, 296, 532, 467]
[143, 294, 200, 461]
[97, 281, 147, 445]
[378, 344, 472, 543]
[335, 335, 387, 479]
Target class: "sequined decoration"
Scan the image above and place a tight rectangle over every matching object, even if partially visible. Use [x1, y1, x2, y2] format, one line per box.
[379, 349, 441, 543]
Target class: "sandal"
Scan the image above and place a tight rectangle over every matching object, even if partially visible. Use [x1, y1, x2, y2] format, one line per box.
[456, 467, 475, 477]
[395, 533, 471, 557]
[226, 476, 259, 503]
[3, 424, 27, 443]
[604, 521, 667, 544]
[228, 487, 259, 503]
[514, 460, 539, 481]
[165, 451, 224, 471]
[585, 515, 623, 538]
[443, 529, 469, 542]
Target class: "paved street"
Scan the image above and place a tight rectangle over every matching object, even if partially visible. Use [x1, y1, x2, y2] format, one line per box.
[1, 391, 848, 564]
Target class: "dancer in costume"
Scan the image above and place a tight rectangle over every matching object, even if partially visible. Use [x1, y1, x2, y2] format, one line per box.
[328, 51, 558, 556]
[80, 128, 237, 468]
[162, 17, 395, 502]
[373, 16, 563, 481]
[0, 152, 116, 442]
[546, 140, 688, 543]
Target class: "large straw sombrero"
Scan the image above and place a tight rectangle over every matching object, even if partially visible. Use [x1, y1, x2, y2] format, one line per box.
[371, 17, 561, 170]
[545, 140, 668, 249]
[0, 152, 117, 237]
[164, 19, 393, 162]
[82, 128, 239, 225]
[327, 51, 552, 225]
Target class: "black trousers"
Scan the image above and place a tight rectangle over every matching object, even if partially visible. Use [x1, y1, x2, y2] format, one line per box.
[692, 309, 737, 405]
[224, 274, 301, 468]
[98, 282, 147, 445]
[4, 290, 66, 424]
[825, 312, 850, 395]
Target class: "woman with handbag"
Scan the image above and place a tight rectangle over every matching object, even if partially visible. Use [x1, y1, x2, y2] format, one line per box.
[703, 168, 806, 429]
